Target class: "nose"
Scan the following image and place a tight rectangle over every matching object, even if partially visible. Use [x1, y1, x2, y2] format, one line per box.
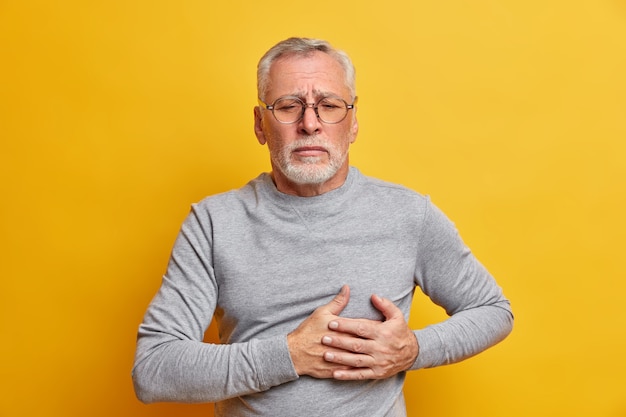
[298, 104, 322, 135]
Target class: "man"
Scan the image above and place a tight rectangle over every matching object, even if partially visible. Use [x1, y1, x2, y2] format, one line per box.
[132, 37, 513, 416]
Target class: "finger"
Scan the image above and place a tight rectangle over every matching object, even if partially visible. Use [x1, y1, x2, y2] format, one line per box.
[322, 334, 372, 354]
[328, 316, 375, 339]
[370, 294, 404, 321]
[322, 285, 350, 316]
[333, 368, 377, 381]
[323, 350, 372, 369]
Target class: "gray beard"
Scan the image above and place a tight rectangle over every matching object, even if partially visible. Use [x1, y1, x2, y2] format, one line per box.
[271, 138, 347, 185]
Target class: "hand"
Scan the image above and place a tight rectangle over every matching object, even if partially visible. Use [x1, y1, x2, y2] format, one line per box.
[286, 285, 355, 378]
[321, 293, 419, 380]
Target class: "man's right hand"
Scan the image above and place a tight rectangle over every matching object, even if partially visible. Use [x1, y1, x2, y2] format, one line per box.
[287, 285, 353, 378]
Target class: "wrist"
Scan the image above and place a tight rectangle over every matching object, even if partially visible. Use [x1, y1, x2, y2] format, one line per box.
[286, 332, 304, 375]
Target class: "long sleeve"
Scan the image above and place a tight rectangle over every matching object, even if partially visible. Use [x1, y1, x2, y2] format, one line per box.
[410, 199, 513, 369]
[131, 169, 513, 415]
[131, 206, 298, 403]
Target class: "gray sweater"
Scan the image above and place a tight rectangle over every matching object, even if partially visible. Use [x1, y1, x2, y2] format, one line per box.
[132, 167, 513, 416]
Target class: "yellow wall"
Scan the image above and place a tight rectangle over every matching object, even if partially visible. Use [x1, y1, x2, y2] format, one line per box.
[1, 1, 625, 416]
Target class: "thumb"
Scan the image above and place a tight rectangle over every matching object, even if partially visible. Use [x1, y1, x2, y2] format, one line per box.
[371, 294, 403, 321]
[324, 285, 350, 316]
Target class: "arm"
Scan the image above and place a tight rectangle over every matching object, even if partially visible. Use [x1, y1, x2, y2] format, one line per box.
[132, 207, 298, 403]
[410, 199, 513, 369]
[320, 198, 513, 377]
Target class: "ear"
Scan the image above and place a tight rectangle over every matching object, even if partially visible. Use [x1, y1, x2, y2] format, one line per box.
[254, 106, 267, 145]
[349, 114, 359, 144]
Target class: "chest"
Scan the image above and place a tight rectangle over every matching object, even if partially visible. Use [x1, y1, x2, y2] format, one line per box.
[211, 211, 419, 342]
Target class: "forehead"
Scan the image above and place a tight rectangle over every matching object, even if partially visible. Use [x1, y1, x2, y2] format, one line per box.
[267, 51, 349, 100]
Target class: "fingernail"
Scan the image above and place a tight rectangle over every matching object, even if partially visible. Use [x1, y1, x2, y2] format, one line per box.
[325, 352, 334, 360]
[322, 336, 332, 344]
[328, 321, 338, 330]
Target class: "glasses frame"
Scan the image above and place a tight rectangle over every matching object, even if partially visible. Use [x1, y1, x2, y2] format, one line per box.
[258, 95, 358, 124]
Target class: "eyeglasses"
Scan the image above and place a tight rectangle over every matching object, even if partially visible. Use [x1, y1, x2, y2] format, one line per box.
[258, 96, 358, 124]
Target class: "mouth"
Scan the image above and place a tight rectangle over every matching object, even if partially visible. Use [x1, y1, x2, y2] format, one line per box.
[292, 146, 328, 158]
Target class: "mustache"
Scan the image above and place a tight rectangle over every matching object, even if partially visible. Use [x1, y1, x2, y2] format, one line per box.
[287, 136, 330, 149]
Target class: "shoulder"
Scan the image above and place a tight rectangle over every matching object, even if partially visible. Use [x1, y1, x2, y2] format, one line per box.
[180, 174, 271, 229]
[352, 167, 430, 207]
[193, 173, 268, 210]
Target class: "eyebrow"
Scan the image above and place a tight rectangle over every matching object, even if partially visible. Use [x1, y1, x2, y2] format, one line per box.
[284, 89, 343, 101]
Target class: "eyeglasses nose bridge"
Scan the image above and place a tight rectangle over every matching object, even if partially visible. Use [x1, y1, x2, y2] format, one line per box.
[301, 102, 320, 120]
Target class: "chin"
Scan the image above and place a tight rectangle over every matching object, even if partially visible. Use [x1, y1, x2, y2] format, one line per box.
[282, 163, 338, 185]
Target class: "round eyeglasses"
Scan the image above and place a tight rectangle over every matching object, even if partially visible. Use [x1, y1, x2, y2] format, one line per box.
[258, 96, 358, 124]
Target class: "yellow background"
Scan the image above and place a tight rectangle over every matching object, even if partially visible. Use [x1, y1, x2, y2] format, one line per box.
[1, 1, 625, 416]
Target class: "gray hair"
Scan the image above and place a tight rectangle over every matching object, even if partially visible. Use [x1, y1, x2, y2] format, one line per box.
[257, 37, 356, 101]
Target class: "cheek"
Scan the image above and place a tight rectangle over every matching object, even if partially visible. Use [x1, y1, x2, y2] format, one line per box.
[264, 130, 289, 156]
[336, 125, 356, 147]
[267, 124, 300, 147]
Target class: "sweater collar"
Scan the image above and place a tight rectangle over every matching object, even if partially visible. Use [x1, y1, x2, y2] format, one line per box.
[260, 166, 359, 208]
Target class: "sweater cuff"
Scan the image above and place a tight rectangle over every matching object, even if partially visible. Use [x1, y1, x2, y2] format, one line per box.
[252, 336, 299, 390]
[411, 327, 445, 370]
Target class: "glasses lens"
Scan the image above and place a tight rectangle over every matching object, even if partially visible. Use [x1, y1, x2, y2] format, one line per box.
[270, 97, 350, 124]
[317, 97, 348, 124]
[273, 98, 304, 123]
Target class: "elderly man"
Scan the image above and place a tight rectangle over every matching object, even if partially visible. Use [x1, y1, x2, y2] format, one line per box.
[132, 37, 513, 417]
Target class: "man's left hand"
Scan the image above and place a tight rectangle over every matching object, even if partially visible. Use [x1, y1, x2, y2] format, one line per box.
[321, 294, 419, 380]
